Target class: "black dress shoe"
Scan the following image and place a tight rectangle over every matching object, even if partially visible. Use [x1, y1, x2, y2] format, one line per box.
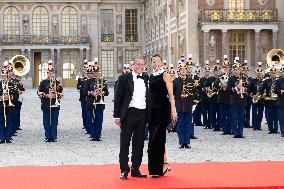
[268, 131, 273, 134]
[233, 135, 239, 138]
[213, 128, 221, 131]
[190, 136, 198, 139]
[120, 172, 128, 180]
[6, 140, 12, 143]
[179, 144, 184, 149]
[12, 134, 17, 136]
[45, 139, 51, 142]
[91, 138, 102, 141]
[184, 144, 191, 149]
[151, 175, 160, 178]
[238, 135, 245, 138]
[0, 140, 5, 144]
[131, 169, 147, 178]
[17, 128, 22, 130]
[51, 139, 57, 142]
[257, 128, 262, 131]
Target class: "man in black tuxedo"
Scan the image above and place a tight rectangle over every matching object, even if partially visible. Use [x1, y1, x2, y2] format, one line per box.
[114, 54, 149, 180]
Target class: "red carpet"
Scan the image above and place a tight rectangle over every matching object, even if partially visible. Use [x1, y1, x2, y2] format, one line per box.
[0, 162, 284, 189]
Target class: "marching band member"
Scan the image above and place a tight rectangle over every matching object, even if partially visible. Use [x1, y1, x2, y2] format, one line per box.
[218, 55, 231, 135]
[227, 62, 247, 138]
[275, 64, 284, 137]
[173, 63, 198, 149]
[37, 60, 63, 142]
[242, 60, 252, 128]
[0, 65, 14, 143]
[82, 64, 97, 139]
[77, 59, 88, 131]
[248, 62, 264, 131]
[193, 64, 203, 128]
[207, 60, 221, 131]
[200, 61, 211, 129]
[91, 64, 109, 141]
[259, 64, 279, 134]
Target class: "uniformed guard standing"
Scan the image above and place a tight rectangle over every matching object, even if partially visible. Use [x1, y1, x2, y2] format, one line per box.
[275, 64, 284, 137]
[227, 62, 247, 138]
[218, 55, 231, 135]
[200, 61, 211, 129]
[173, 63, 198, 149]
[38, 60, 63, 142]
[248, 62, 264, 131]
[259, 64, 279, 134]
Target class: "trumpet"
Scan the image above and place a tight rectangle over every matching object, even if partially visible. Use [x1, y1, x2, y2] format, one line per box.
[235, 78, 246, 99]
[181, 83, 194, 98]
[93, 74, 106, 105]
[2, 79, 15, 107]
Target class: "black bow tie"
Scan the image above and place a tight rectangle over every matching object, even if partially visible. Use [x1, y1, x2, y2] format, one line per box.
[137, 75, 143, 79]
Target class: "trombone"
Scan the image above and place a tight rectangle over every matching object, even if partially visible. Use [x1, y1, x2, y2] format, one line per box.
[1, 55, 30, 127]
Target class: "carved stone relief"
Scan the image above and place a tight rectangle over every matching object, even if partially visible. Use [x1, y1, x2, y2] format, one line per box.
[116, 15, 122, 35]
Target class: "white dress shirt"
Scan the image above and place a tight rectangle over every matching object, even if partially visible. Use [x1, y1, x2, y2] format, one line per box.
[129, 71, 146, 109]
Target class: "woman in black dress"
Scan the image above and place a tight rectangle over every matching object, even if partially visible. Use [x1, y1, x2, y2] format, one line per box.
[148, 53, 177, 178]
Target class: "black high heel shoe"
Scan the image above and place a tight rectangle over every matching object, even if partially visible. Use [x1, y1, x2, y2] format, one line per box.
[163, 163, 171, 175]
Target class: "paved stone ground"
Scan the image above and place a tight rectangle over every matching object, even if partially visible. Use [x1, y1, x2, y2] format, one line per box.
[0, 87, 283, 167]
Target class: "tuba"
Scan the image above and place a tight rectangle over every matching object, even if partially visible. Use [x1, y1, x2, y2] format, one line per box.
[266, 49, 284, 70]
[10, 55, 30, 76]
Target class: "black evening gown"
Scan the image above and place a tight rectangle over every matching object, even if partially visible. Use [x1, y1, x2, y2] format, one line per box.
[148, 73, 171, 175]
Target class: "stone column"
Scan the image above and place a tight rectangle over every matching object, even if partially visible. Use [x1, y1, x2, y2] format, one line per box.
[0, 49, 2, 68]
[255, 29, 261, 64]
[272, 29, 278, 49]
[79, 48, 84, 73]
[203, 30, 210, 65]
[222, 29, 228, 58]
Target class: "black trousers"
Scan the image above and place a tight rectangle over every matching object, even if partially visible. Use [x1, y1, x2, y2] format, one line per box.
[119, 108, 146, 173]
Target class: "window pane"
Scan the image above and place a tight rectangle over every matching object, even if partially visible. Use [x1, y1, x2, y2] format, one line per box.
[101, 50, 114, 77]
[3, 6, 20, 35]
[62, 6, 78, 36]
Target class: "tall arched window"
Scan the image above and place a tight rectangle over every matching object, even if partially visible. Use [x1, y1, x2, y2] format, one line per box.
[3, 6, 20, 35]
[62, 6, 78, 36]
[33, 6, 49, 35]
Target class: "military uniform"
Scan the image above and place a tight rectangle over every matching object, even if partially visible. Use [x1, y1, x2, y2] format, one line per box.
[275, 66, 284, 137]
[248, 63, 264, 131]
[0, 72, 16, 143]
[173, 64, 198, 148]
[259, 67, 279, 134]
[91, 76, 109, 141]
[199, 62, 211, 129]
[38, 61, 63, 142]
[227, 63, 247, 138]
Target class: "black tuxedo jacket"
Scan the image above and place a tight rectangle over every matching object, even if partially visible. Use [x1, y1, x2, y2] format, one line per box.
[113, 72, 149, 122]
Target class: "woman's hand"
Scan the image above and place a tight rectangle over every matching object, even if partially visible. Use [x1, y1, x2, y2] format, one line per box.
[171, 111, 178, 124]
